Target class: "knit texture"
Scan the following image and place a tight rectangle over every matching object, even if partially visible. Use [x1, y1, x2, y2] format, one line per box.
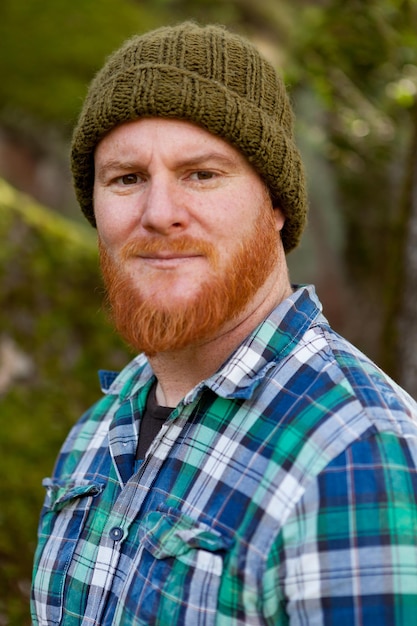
[71, 21, 308, 252]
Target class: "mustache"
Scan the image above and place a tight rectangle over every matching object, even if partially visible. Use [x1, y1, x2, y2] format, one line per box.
[119, 236, 215, 261]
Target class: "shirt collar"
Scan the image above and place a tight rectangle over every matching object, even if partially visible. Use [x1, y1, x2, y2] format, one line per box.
[98, 355, 154, 400]
[190, 284, 323, 402]
[98, 285, 323, 404]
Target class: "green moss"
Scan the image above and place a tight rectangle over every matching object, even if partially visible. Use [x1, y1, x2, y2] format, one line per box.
[0, 179, 130, 625]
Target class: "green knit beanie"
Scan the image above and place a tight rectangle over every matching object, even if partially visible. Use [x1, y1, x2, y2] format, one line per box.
[71, 21, 307, 252]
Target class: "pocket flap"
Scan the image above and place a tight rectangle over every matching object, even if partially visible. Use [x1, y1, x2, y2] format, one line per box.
[42, 477, 104, 512]
[141, 508, 234, 560]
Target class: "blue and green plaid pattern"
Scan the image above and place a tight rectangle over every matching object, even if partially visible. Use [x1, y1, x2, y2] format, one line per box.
[31, 285, 417, 625]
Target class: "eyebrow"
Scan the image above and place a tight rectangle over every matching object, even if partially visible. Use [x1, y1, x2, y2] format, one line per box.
[95, 160, 139, 182]
[175, 152, 240, 169]
[95, 152, 240, 181]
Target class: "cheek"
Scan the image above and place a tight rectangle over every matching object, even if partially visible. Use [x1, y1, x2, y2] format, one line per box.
[94, 192, 135, 247]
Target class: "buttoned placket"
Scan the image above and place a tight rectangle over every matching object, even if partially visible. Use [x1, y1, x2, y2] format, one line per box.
[79, 394, 201, 625]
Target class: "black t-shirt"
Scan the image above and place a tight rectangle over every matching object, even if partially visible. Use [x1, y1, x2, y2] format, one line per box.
[135, 382, 172, 460]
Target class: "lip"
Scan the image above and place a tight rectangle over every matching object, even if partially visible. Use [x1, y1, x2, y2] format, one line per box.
[135, 252, 204, 268]
[139, 252, 201, 259]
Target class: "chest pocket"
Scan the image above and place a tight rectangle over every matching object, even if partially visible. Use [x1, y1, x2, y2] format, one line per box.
[118, 507, 234, 626]
[31, 477, 104, 626]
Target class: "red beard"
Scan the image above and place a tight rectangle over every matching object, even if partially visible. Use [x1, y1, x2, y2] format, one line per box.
[99, 207, 280, 356]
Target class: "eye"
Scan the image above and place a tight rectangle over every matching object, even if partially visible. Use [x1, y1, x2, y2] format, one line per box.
[189, 170, 216, 181]
[118, 173, 140, 185]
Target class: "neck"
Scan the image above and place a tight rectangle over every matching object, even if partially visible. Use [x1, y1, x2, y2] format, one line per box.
[148, 270, 292, 407]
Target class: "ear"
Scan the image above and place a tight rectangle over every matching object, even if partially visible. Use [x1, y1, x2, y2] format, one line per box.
[272, 207, 285, 233]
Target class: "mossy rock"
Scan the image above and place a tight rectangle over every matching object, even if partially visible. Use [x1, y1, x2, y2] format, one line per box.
[0, 179, 130, 625]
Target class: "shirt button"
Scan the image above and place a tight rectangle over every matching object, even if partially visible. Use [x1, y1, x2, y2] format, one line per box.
[109, 526, 124, 541]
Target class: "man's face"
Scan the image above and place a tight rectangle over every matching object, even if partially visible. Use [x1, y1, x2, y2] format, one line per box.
[93, 118, 286, 355]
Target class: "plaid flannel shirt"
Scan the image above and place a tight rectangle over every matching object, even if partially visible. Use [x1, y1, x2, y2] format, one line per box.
[31, 285, 417, 625]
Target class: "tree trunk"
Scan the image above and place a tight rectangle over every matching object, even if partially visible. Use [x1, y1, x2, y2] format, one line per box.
[380, 104, 417, 399]
[397, 104, 417, 399]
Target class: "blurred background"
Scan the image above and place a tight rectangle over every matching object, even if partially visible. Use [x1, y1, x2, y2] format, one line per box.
[1, 0, 416, 623]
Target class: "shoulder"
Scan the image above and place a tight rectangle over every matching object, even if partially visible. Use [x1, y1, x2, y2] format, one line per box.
[266, 315, 417, 436]
[53, 353, 153, 477]
[315, 322, 416, 431]
[247, 312, 417, 505]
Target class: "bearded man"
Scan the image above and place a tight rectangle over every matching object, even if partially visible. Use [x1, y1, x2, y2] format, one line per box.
[31, 22, 417, 626]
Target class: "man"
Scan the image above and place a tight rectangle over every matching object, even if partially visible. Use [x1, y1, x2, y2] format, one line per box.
[31, 21, 417, 626]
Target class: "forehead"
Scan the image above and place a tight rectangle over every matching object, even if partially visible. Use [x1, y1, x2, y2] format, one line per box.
[94, 117, 250, 166]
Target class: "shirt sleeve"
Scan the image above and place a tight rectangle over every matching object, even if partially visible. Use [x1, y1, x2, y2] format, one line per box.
[262, 429, 417, 625]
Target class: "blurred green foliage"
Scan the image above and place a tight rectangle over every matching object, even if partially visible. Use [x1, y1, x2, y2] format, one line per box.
[0, 180, 130, 625]
[0, 0, 165, 128]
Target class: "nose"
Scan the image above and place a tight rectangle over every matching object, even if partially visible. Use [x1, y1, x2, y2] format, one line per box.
[140, 176, 188, 235]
